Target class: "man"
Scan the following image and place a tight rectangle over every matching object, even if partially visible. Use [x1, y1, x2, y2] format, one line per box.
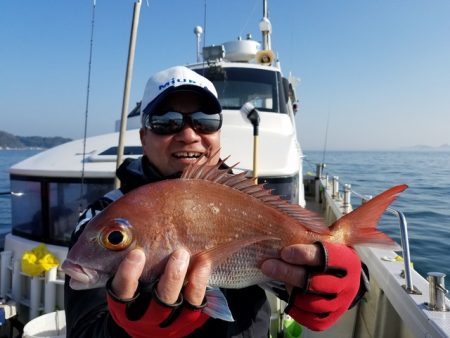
[65, 66, 364, 337]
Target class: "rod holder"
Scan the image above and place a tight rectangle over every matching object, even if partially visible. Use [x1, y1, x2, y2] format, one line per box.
[332, 176, 339, 199]
[314, 164, 325, 203]
[426, 272, 449, 311]
[315, 163, 325, 179]
[343, 184, 351, 213]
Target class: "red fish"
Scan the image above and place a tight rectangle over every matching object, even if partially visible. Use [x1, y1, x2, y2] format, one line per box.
[62, 156, 407, 320]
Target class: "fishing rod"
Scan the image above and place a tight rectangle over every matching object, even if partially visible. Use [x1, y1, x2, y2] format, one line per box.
[321, 105, 331, 164]
[79, 0, 97, 213]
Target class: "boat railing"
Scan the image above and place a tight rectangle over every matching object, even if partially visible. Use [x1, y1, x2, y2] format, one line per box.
[310, 163, 449, 313]
[350, 189, 415, 293]
[308, 163, 416, 293]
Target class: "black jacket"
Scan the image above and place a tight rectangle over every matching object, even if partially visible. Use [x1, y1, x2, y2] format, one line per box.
[64, 157, 272, 338]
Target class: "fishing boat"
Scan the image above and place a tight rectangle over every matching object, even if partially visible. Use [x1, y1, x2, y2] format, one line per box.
[1, 1, 449, 337]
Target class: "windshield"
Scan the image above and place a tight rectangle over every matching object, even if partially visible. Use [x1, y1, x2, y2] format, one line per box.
[195, 67, 287, 114]
[127, 66, 289, 119]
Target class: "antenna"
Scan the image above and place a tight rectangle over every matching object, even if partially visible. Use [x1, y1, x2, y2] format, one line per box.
[259, 0, 272, 51]
[194, 26, 203, 63]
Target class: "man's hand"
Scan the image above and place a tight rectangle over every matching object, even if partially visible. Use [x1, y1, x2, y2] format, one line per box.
[110, 248, 146, 299]
[111, 248, 209, 306]
[107, 248, 211, 338]
[261, 242, 362, 331]
[261, 243, 322, 293]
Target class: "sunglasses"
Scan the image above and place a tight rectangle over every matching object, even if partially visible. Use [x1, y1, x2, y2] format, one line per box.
[144, 111, 223, 135]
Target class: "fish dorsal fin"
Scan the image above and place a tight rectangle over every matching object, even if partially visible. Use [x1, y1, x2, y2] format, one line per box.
[181, 152, 329, 235]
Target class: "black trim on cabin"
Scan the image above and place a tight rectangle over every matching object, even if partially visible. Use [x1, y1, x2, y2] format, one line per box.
[10, 174, 114, 184]
[99, 146, 143, 156]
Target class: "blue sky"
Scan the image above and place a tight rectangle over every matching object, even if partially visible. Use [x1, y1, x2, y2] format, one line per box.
[1, 0, 449, 150]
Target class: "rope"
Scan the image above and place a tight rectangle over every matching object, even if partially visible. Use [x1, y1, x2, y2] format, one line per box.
[321, 105, 331, 164]
[238, 0, 259, 39]
[79, 0, 96, 214]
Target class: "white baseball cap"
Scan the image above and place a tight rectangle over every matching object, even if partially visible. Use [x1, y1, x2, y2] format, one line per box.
[140, 66, 221, 125]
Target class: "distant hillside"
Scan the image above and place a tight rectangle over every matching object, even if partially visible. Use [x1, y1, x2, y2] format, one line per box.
[402, 144, 450, 151]
[0, 130, 71, 149]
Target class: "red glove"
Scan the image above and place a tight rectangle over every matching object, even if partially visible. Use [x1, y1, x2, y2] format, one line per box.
[106, 281, 209, 338]
[285, 242, 362, 331]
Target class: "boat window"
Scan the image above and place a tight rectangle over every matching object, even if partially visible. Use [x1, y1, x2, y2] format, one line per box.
[128, 67, 290, 117]
[195, 67, 287, 114]
[48, 182, 113, 244]
[259, 174, 299, 204]
[10, 176, 113, 246]
[214, 80, 274, 110]
[10, 180, 43, 240]
[127, 102, 141, 118]
[98, 146, 143, 156]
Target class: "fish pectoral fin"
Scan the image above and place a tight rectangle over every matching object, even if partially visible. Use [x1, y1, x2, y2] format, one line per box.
[190, 235, 279, 270]
[204, 287, 234, 322]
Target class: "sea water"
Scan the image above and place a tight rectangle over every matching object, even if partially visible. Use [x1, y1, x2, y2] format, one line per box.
[1, 149, 449, 289]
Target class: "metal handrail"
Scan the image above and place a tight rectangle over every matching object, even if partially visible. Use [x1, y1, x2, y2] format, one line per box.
[347, 189, 414, 293]
[387, 208, 414, 292]
[315, 164, 415, 294]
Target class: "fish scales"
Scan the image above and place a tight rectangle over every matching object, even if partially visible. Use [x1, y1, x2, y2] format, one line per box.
[136, 179, 302, 288]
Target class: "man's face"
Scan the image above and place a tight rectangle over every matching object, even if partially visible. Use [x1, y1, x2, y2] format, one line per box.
[140, 91, 221, 176]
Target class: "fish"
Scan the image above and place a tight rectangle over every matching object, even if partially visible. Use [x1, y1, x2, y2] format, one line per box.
[62, 155, 407, 321]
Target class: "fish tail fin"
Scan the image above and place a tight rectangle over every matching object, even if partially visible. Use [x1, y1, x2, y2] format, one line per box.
[329, 184, 408, 249]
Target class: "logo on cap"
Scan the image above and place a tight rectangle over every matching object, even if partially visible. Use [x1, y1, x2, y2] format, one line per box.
[158, 77, 201, 92]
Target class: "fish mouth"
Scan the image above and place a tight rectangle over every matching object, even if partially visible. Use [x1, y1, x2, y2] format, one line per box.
[61, 259, 107, 290]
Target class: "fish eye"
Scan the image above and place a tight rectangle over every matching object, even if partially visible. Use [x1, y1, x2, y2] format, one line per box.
[99, 221, 133, 251]
[108, 231, 125, 245]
